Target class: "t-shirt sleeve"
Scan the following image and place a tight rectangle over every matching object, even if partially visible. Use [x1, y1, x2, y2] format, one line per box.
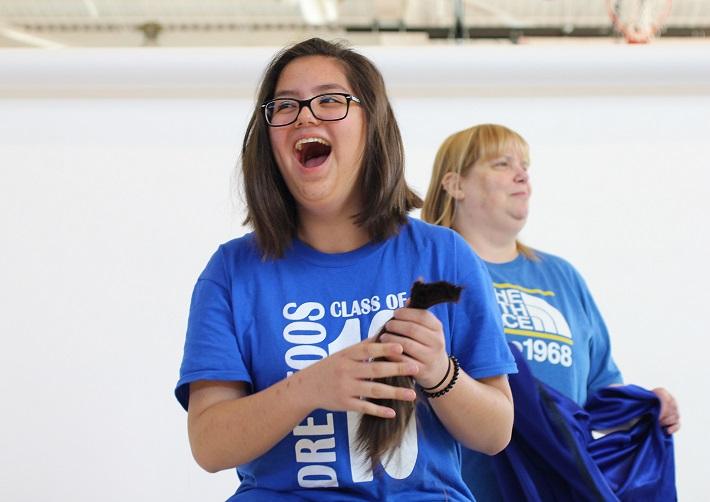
[174, 246, 251, 411]
[449, 235, 517, 379]
[574, 270, 623, 395]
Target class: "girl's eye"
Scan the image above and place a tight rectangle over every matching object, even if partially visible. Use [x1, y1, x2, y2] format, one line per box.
[276, 101, 296, 111]
[318, 94, 345, 105]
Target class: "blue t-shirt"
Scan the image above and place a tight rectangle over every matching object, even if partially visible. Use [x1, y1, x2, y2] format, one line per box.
[176, 218, 517, 501]
[462, 250, 623, 501]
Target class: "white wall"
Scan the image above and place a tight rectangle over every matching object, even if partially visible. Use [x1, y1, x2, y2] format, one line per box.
[1, 42, 708, 501]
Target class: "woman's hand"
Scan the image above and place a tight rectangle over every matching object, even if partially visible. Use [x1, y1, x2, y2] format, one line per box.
[652, 387, 680, 434]
[378, 307, 450, 390]
[299, 338, 419, 418]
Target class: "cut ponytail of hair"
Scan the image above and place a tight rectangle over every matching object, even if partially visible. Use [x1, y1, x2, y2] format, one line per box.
[356, 280, 462, 469]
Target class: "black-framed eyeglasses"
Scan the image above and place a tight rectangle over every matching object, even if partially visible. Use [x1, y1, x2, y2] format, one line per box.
[261, 93, 362, 127]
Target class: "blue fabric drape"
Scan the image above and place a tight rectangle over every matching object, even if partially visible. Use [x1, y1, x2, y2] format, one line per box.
[493, 344, 676, 501]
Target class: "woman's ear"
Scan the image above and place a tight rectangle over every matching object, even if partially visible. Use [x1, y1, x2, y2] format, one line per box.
[441, 172, 465, 200]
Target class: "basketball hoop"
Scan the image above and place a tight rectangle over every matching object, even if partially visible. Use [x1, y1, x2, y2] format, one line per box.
[606, 0, 673, 44]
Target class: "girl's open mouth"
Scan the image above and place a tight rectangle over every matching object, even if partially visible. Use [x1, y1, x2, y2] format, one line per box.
[295, 137, 332, 168]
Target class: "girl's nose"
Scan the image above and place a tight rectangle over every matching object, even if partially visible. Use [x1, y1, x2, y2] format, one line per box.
[295, 104, 319, 127]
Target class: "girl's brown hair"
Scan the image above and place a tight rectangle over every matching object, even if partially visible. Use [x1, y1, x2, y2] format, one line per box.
[356, 280, 462, 470]
[421, 123, 536, 259]
[241, 38, 421, 259]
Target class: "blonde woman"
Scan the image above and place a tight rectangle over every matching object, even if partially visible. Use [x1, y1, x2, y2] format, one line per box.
[422, 123, 680, 500]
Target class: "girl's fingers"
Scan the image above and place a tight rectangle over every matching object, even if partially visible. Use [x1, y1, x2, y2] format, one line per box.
[355, 380, 417, 402]
[367, 341, 405, 359]
[347, 382, 417, 418]
[385, 319, 431, 344]
[385, 318, 445, 356]
[378, 332, 428, 361]
[392, 307, 443, 331]
[384, 353, 420, 367]
[349, 340, 404, 360]
[348, 398, 397, 419]
[355, 359, 419, 379]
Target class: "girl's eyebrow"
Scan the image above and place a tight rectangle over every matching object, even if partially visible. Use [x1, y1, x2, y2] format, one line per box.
[274, 83, 349, 98]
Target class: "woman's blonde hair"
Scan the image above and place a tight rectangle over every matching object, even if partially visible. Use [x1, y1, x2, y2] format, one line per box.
[421, 123, 536, 259]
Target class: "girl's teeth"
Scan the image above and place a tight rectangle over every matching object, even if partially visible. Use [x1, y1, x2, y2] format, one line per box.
[295, 138, 330, 151]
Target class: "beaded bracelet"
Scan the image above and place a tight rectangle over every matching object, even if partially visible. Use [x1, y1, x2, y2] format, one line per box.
[420, 356, 453, 391]
[421, 356, 460, 399]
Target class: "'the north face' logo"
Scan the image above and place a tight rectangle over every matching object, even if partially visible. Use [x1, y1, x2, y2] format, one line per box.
[494, 283, 573, 368]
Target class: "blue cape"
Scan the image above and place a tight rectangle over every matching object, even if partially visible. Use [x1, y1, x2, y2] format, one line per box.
[493, 344, 676, 502]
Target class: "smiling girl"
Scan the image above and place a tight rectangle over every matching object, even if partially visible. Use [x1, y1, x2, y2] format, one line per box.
[175, 40, 516, 501]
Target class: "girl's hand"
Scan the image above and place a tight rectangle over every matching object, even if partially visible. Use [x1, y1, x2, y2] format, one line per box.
[378, 307, 450, 390]
[299, 338, 419, 418]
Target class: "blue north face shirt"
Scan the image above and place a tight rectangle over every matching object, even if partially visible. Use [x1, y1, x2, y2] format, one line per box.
[462, 250, 623, 501]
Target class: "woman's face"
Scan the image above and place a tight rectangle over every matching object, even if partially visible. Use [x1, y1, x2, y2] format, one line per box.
[268, 55, 366, 219]
[455, 146, 531, 236]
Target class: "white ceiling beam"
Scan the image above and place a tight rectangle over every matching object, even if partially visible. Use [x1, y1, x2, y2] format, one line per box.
[1, 44, 709, 98]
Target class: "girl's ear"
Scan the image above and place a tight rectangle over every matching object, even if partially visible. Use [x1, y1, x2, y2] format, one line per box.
[441, 172, 465, 200]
